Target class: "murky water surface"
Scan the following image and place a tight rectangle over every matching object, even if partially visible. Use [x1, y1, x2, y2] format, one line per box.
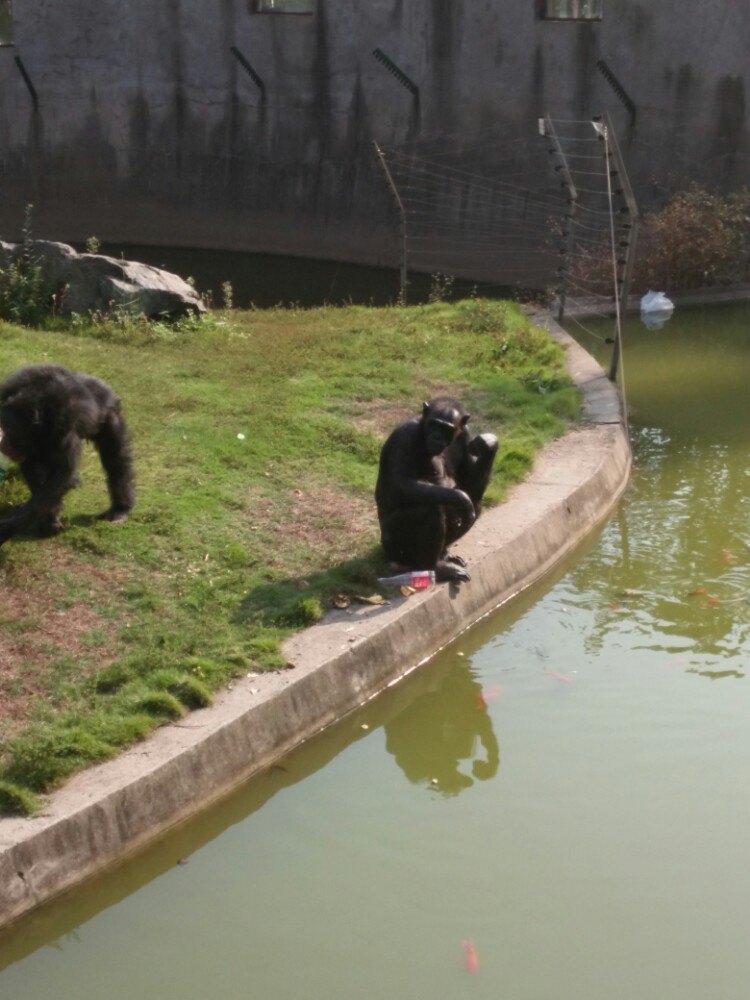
[1, 302, 749, 999]
[98, 245, 502, 308]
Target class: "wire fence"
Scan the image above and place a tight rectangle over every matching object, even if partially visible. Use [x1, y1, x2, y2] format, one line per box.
[374, 115, 638, 347]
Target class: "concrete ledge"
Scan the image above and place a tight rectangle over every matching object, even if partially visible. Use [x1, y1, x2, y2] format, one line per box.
[0, 314, 631, 931]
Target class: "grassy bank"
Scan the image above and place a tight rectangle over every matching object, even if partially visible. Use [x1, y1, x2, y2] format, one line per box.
[0, 299, 579, 814]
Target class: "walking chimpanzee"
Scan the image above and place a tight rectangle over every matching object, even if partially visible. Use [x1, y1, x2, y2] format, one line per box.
[375, 396, 498, 583]
[0, 365, 135, 545]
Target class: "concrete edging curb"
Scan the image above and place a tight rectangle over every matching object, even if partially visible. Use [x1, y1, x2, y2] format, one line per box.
[0, 313, 631, 931]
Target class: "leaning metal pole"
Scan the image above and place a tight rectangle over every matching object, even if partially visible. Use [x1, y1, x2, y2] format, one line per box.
[602, 112, 639, 382]
[543, 115, 578, 322]
[372, 140, 408, 304]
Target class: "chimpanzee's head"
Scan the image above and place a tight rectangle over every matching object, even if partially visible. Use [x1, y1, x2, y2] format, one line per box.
[421, 397, 470, 456]
[0, 393, 34, 462]
[0, 366, 85, 463]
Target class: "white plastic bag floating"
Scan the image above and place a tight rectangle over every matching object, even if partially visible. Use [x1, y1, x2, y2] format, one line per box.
[640, 290, 674, 314]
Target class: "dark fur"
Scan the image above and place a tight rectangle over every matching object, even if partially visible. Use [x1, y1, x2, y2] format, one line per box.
[375, 396, 498, 583]
[0, 365, 135, 544]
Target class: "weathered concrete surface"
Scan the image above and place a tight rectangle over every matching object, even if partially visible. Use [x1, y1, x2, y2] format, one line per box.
[0, 315, 630, 932]
[0, 1, 747, 270]
[0, 240, 205, 317]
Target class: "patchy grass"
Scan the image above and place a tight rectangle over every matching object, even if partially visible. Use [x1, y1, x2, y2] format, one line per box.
[0, 298, 580, 811]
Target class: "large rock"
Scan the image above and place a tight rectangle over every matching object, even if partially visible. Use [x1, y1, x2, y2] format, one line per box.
[0, 240, 205, 318]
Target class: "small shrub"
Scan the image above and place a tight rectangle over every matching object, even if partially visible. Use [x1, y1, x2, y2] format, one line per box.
[428, 272, 455, 303]
[566, 185, 750, 295]
[635, 187, 746, 290]
[94, 662, 135, 694]
[0, 205, 51, 326]
[150, 669, 213, 709]
[130, 691, 186, 720]
[294, 596, 324, 625]
[0, 781, 38, 816]
[497, 445, 534, 482]
[183, 656, 234, 682]
[4, 726, 117, 791]
[244, 634, 288, 670]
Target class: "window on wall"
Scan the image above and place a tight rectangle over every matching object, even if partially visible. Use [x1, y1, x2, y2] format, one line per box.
[254, 0, 314, 12]
[542, 0, 602, 19]
[0, 0, 13, 46]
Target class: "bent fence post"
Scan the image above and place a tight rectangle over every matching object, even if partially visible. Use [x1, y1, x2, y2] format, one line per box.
[543, 115, 578, 322]
[372, 140, 408, 304]
[602, 112, 639, 381]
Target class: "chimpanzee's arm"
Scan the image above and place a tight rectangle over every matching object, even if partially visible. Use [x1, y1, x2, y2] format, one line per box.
[454, 432, 499, 512]
[385, 428, 476, 520]
[0, 440, 80, 543]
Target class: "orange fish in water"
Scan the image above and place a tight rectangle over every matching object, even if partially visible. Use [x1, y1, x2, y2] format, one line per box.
[544, 669, 572, 683]
[722, 550, 737, 564]
[689, 587, 708, 597]
[477, 684, 502, 706]
[461, 940, 478, 973]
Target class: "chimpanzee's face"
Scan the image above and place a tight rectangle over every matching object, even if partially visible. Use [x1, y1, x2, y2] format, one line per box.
[0, 398, 39, 462]
[424, 416, 457, 455]
[422, 401, 468, 456]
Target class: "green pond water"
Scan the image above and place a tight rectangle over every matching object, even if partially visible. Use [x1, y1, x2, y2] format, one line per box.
[97, 244, 511, 309]
[1, 301, 749, 999]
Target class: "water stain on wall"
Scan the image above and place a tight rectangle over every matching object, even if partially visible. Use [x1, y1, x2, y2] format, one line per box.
[430, 0, 461, 128]
[714, 74, 746, 183]
[529, 43, 544, 119]
[574, 23, 597, 118]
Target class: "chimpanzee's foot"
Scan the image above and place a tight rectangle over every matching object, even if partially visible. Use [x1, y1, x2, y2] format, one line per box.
[435, 559, 471, 583]
[98, 507, 131, 523]
[38, 517, 64, 537]
[445, 553, 468, 568]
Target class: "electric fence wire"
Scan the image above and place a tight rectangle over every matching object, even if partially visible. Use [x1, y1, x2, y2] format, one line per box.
[382, 116, 632, 304]
[558, 273, 618, 301]
[602, 125, 630, 438]
[562, 310, 612, 344]
[386, 150, 572, 203]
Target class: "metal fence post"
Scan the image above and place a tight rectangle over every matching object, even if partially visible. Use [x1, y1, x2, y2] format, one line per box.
[602, 112, 639, 381]
[543, 115, 578, 322]
[372, 141, 408, 304]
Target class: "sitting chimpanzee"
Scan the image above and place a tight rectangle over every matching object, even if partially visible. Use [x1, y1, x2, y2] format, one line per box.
[375, 396, 498, 583]
[0, 365, 135, 545]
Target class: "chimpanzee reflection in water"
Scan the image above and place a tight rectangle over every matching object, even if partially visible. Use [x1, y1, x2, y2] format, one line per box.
[384, 658, 500, 795]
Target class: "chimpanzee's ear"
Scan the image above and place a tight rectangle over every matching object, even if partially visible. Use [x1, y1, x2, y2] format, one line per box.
[461, 413, 471, 427]
[422, 401, 431, 420]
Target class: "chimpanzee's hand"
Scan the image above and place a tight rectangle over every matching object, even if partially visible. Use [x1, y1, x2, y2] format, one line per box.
[468, 433, 499, 458]
[453, 489, 476, 527]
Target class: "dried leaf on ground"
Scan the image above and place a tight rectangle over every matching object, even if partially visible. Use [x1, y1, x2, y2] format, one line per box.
[354, 594, 387, 606]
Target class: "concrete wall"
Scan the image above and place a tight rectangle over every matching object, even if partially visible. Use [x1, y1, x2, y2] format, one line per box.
[0, 1, 746, 274]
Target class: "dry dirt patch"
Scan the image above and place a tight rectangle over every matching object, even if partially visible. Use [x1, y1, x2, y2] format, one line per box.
[248, 483, 377, 570]
[0, 554, 122, 737]
[349, 384, 468, 439]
